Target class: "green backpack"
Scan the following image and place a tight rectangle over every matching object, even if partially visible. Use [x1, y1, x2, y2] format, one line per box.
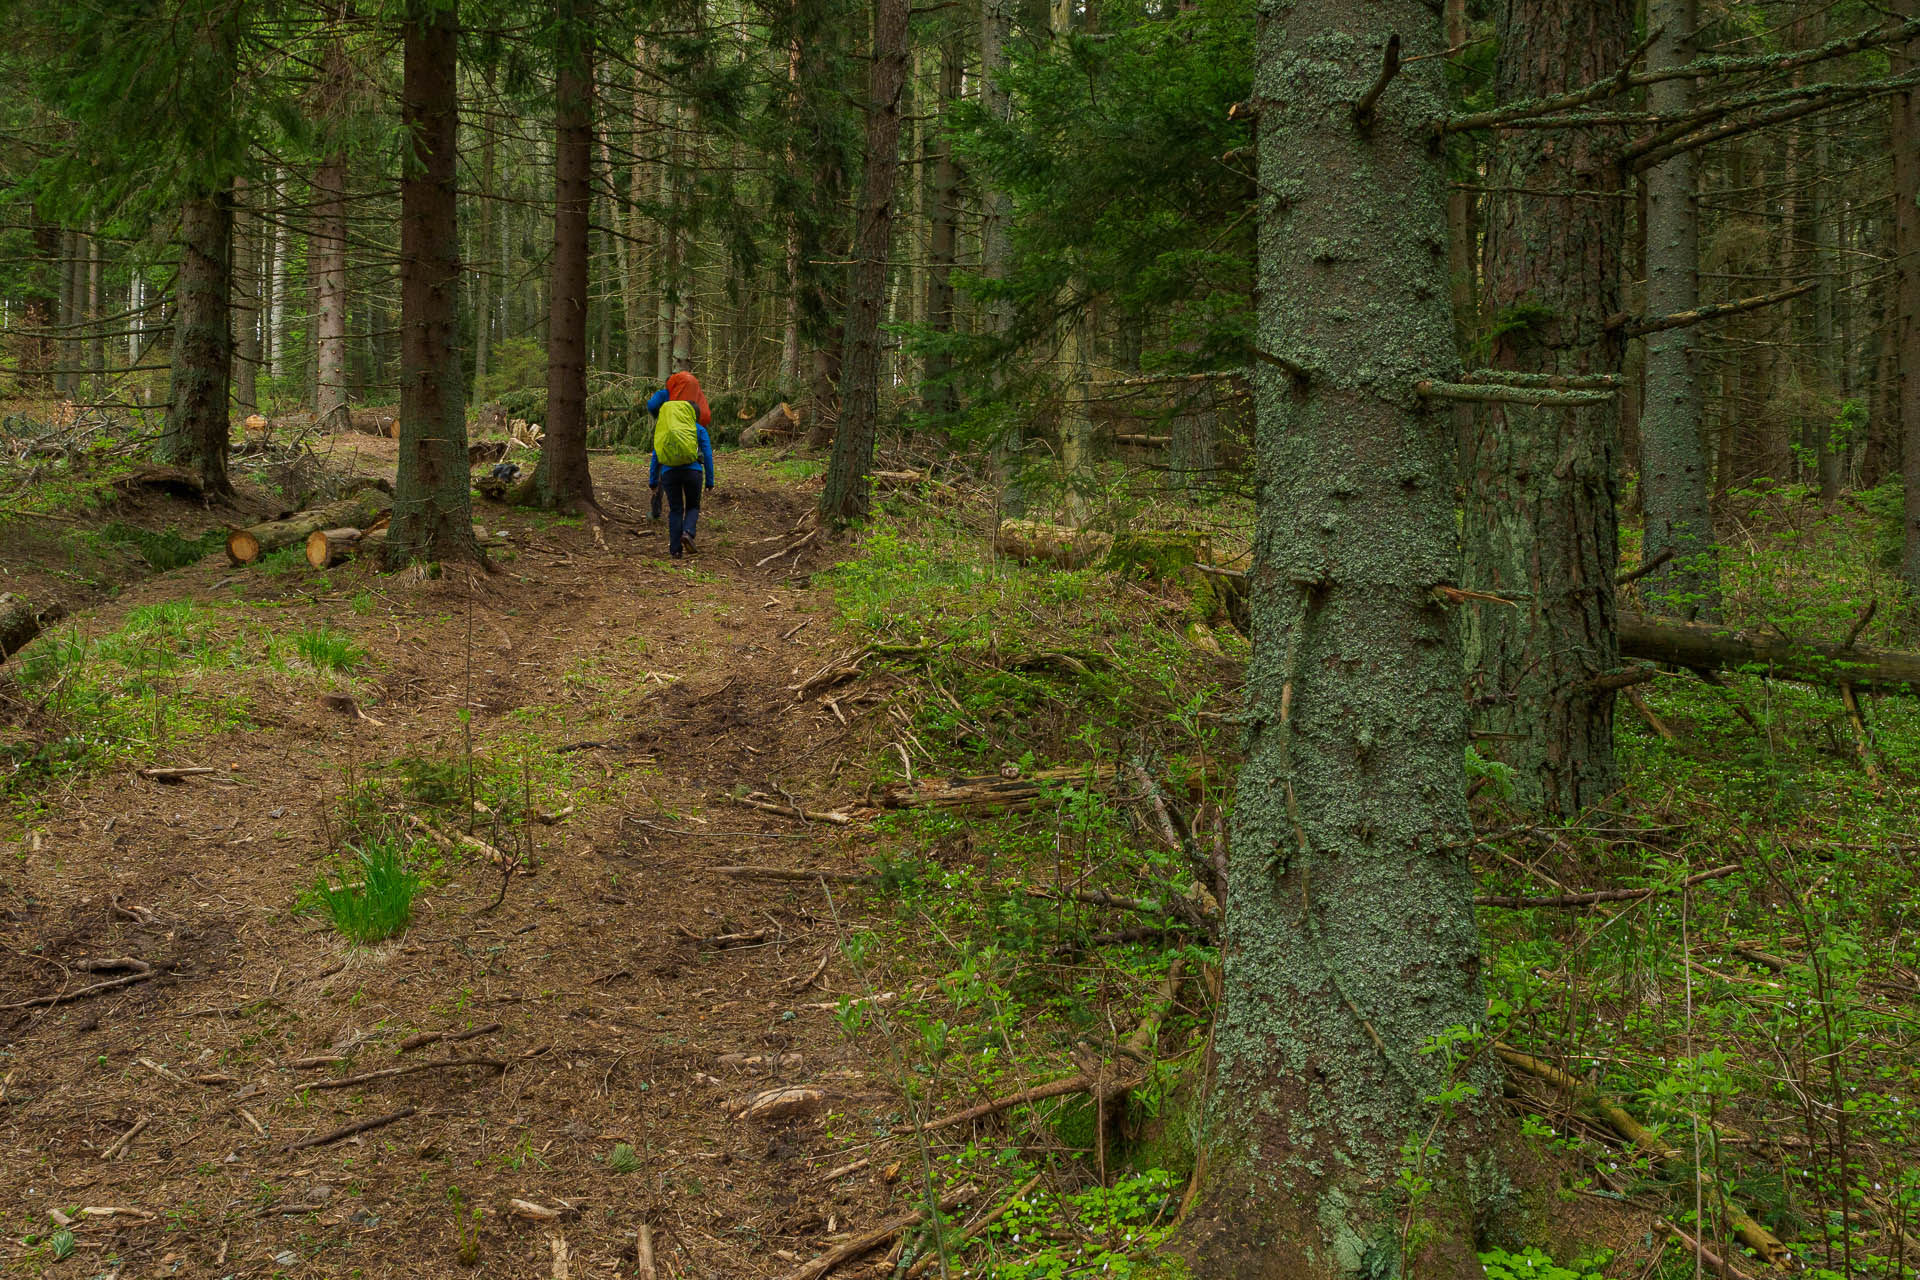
[654, 399, 701, 467]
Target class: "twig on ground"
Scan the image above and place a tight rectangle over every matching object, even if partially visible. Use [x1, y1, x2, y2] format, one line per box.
[280, 1106, 416, 1152]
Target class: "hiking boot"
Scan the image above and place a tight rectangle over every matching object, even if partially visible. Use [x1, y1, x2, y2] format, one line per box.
[682, 533, 698, 555]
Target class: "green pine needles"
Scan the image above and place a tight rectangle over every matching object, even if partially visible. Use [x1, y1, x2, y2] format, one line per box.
[305, 838, 421, 944]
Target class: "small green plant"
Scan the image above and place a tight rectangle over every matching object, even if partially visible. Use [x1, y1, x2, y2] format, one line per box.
[304, 838, 422, 944]
[294, 625, 365, 672]
[608, 1142, 641, 1174]
[449, 1186, 482, 1267]
[1477, 1246, 1604, 1280]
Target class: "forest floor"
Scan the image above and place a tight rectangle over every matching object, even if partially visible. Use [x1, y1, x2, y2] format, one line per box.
[0, 439, 1014, 1279]
[1, 426, 1917, 1280]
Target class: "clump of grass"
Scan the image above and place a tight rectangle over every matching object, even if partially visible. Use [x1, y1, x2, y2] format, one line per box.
[305, 838, 421, 944]
[608, 1143, 641, 1174]
[293, 625, 364, 672]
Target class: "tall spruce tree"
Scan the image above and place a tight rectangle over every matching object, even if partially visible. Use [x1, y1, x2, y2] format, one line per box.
[1461, 0, 1634, 816]
[388, 0, 475, 564]
[820, 0, 910, 523]
[532, 0, 600, 517]
[1186, 4, 1489, 1273]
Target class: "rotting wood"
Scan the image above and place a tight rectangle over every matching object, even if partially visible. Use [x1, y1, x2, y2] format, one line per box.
[1, 961, 157, 1011]
[397, 1022, 502, 1054]
[893, 1075, 1092, 1135]
[784, 1185, 977, 1280]
[138, 766, 218, 782]
[1476, 863, 1740, 908]
[1618, 613, 1920, 695]
[100, 1115, 150, 1161]
[509, 1198, 562, 1221]
[741, 401, 799, 446]
[728, 1085, 826, 1122]
[708, 865, 874, 884]
[729, 794, 854, 825]
[1496, 1046, 1788, 1265]
[637, 1224, 658, 1280]
[1414, 379, 1616, 406]
[279, 1105, 416, 1152]
[994, 519, 1114, 568]
[882, 765, 1120, 813]
[302, 1055, 507, 1092]
[0, 593, 63, 662]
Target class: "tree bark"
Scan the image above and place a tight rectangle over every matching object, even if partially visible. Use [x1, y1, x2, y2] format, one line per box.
[388, 0, 475, 566]
[980, 0, 1022, 514]
[159, 188, 235, 497]
[820, 0, 910, 525]
[1640, 0, 1720, 618]
[314, 37, 352, 425]
[87, 223, 103, 392]
[1183, 6, 1489, 1275]
[1462, 0, 1631, 817]
[535, 0, 598, 516]
[16, 221, 58, 392]
[921, 27, 961, 419]
[1897, 0, 1920, 593]
[233, 177, 260, 416]
[472, 69, 496, 403]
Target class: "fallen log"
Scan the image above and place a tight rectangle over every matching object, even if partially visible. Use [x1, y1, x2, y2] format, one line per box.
[1618, 613, 1920, 695]
[0, 593, 63, 662]
[994, 519, 1113, 569]
[882, 765, 1121, 813]
[740, 402, 799, 447]
[226, 487, 392, 566]
[305, 527, 367, 568]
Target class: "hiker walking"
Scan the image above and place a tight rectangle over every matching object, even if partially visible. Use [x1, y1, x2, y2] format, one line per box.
[647, 371, 715, 558]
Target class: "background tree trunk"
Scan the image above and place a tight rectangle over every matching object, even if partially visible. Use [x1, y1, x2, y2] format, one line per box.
[388, 0, 474, 565]
[159, 189, 235, 497]
[1897, 1, 1920, 593]
[233, 177, 260, 416]
[820, 0, 910, 524]
[1640, 0, 1721, 618]
[980, 0, 1022, 514]
[314, 38, 352, 425]
[535, 0, 598, 515]
[472, 70, 497, 404]
[1185, 6, 1489, 1274]
[1461, 0, 1631, 817]
[920, 26, 961, 419]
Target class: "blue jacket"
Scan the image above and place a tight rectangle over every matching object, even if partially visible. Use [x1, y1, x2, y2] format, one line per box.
[647, 387, 715, 489]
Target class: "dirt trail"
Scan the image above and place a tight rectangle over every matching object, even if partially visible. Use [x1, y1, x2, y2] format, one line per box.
[0, 452, 916, 1278]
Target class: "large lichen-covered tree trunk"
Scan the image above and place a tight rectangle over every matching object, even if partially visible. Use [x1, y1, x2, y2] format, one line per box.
[1461, 0, 1631, 816]
[388, 0, 475, 566]
[1185, 5, 1491, 1277]
[159, 188, 234, 498]
[1639, 0, 1720, 619]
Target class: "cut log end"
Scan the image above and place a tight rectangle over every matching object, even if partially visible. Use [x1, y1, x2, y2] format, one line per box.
[225, 529, 262, 566]
[306, 527, 365, 569]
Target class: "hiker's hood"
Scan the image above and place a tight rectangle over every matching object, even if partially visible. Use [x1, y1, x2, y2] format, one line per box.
[666, 371, 712, 426]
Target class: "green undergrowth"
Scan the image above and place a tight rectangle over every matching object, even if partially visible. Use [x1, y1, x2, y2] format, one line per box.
[0, 600, 372, 818]
[818, 489, 1231, 1276]
[1474, 668, 1920, 1276]
[301, 835, 423, 944]
[322, 741, 589, 876]
[825, 481, 1920, 1277]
